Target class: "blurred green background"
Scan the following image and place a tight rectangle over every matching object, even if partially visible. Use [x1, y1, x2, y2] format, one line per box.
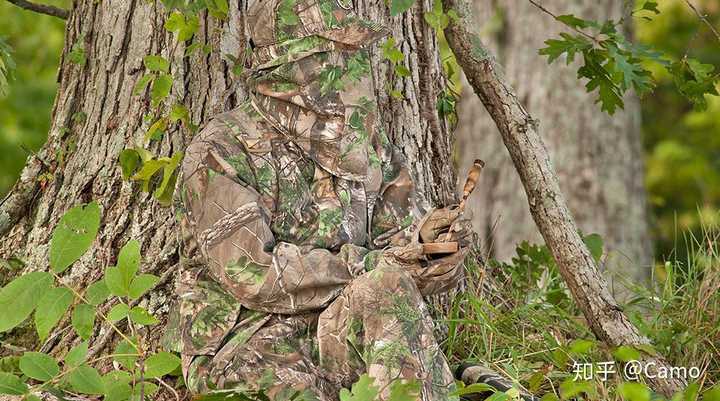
[0, 0, 717, 260]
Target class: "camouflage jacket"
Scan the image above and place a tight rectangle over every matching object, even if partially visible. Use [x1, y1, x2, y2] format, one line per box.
[170, 0, 465, 357]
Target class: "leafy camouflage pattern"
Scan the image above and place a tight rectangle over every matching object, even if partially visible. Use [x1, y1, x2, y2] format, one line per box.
[170, 0, 469, 399]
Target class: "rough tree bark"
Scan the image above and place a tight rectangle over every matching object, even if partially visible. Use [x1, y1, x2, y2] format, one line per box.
[455, 0, 652, 291]
[0, 0, 456, 385]
[442, 0, 685, 396]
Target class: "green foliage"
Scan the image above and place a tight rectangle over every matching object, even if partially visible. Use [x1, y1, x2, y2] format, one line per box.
[539, 8, 718, 115]
[0, 203, 174, 400]
[118, 148, 183, 206]
[0, 271, 53, 333]
[670, 57, 719, 111]
[636, 1, 720, 260]
[49, 202, 101, 273]
[68, 364, 105, 395]
[389, 0, 414, 17]
[19, 352, 60, 381]
[143, 352, 181, 378]
[164, 11, 200, 41]
[0, 372, 27, 395]
[0, 37, 15, 98]
[68, 39, 87, 66]
[34, 286, 73, 340]
[446, 225, 720, 401]
[0, 0, 68, 196]
[339, 375, 378, 401]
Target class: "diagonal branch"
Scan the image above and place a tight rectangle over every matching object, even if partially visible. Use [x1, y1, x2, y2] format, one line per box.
[3, 0, 69, 19]
[441, 0, 685, 397]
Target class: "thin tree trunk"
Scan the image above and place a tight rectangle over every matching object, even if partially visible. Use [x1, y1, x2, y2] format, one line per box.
[0, 0, 455, 371]
[442, 0, 684, 396]
[455, 0, 651, 294]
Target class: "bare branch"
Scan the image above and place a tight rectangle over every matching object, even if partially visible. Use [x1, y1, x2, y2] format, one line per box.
[3, 0, 69, 19]
[684, 0, 720, 44]
[441, 0, 686, 396]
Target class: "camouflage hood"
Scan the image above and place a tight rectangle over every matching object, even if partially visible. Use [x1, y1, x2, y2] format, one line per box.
[245, 0, 389, 181]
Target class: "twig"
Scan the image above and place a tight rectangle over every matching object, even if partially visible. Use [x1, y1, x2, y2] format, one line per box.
[684, 0, 720, 43]
[526, 0, 598, 43]
[3, 0, 69, 19]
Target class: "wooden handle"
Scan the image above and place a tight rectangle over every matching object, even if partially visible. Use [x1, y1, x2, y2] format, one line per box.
[422, 242, 459, 254]
[458, 159, 485, 210]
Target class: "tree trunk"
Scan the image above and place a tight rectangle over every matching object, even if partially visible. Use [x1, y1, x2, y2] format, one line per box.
[0, 0, 455, 374]
[442, 0, 684, 395]
[455, 0, 652, 291]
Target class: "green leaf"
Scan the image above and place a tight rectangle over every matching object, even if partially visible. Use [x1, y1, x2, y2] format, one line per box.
[165, 12, 199, 42]
[339, 374, 379, 401]
[618, 382, 650, 401]
[71, 304, 96, 340]
[607, 45, 653, 94]
[169, 103, 190, 125]
[670, 58, 719, 111]
[128, 274, 159, 300]
[143, 55, 169, 73]
[130, 382, 159, 401]
[114, 338, 139, 371]
[539, 33, 592, 64]
[613, 345, 641, 362]
[24, 395, 42, 401]
[0, 271, 53, 333]
[394, 64, 411, 77]
[143, 352, 181, 378]
[34, 286, 73, 340]
[388, 379, 421, 401]
[68, 364, 105, 395]
[64, 341, 88, 369]
[704, 386, 720, 401]
[389, 0, 414, 16]
[117, 240, 141, 291]
[151, 73, 173, 107]
[143, 118, 167, 142]
[18, 352, 60, 382]
[103, 371, 132, 401]
[582, 233, 604, 262]
[129, 306, 159, 326]
[69, 41, 86, 66]
[423, 9, 449, 30]
[85, 280, 110, 306]
[555, 14, 590, 29]
[382, 38, 405, 64]
[639, 1, 659, 15]
[207, 0, 229, 19]
[107, 303, 130, 322]
[568, 339, 595, 355]
[49, 202, 101, 273]
[132, 74, 154, 96]
[0, 372, 27, 395]
[104, 267, 127, 297]
[153, 152, 183, 205]
[485, 393, 510, 401]
[119, 149, 141, 179]
[451, 382, 496, 397]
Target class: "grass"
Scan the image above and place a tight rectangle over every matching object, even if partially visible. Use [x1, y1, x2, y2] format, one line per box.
[443, 225, 720, 401]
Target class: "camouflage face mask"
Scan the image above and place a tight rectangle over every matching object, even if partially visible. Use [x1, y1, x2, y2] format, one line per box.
[245, 0, 390, 182]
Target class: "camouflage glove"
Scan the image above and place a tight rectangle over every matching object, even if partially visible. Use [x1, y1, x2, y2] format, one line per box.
[418, 206, 473, 248]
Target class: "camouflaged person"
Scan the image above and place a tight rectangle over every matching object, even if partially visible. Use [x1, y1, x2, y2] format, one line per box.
[166, 0, 473, 399]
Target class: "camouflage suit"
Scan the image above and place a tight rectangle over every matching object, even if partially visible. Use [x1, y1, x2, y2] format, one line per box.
[170, 0, 470, 399]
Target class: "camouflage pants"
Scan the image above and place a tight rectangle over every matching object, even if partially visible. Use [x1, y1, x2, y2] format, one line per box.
[183, 264, 457, 401]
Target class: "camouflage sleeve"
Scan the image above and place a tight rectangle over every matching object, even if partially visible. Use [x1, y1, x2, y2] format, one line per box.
[179, 118, 368, 315]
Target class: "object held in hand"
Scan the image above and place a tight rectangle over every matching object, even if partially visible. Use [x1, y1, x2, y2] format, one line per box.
[422, 241, 459, 254]
[421, 159, 484, 254]
[458, 159, 484, 211]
